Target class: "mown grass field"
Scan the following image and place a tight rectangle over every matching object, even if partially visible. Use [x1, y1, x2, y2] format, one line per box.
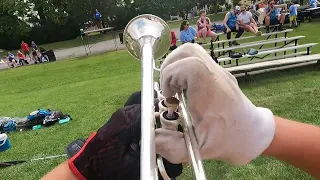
[0, 47, 319, 179]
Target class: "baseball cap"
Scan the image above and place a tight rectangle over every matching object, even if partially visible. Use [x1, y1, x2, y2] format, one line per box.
[235, 5, 241, 11]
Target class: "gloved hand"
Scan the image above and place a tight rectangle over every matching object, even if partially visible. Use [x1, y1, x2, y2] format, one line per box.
[155, 43, 275, 165]
[68, 91, 182, 180]
[68, 105, 141, 180]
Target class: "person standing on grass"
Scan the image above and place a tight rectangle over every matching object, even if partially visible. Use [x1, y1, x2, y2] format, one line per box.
[17, 50, 29, 65]
[180, 20, 197, 44]
[31, 41, 38, 50]
[196, 10, 217, 44]
[264, 0, 286, 33]
[21, 40, 32, 60]
[223, 6, 244, 46]
[289, 1, 298, 27]
[238, 5, 262, 36]
[94, 9, 102, 29]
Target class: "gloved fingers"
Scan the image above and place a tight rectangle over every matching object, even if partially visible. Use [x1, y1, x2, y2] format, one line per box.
[161, 43, 216, 74]
[97, 105, 141, 144]
[155, 128, 189, 164]
[160, 57, 213, 98]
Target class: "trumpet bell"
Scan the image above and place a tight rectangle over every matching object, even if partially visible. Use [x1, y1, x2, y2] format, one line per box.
[123, 14, 171, 60]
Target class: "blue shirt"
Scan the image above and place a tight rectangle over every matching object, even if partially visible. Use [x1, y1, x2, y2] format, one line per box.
[289, 5, 297, 16]
[226, 12, 237, 28]
[310, 0, 317, 8]
[266, 7, 280, 19]
[95, 12, 101, 20]
[180, 26, 197, 43]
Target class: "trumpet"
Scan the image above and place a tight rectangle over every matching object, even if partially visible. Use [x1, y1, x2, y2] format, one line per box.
[123, 14, 206, 180]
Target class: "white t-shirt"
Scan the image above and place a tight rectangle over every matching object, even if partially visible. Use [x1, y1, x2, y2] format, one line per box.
[238, 11, 253, 24]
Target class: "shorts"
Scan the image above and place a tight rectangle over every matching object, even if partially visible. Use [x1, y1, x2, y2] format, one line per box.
[197, 28, 216, 37]
[270, 17, 280, 25]
[290, 16, 297, 22]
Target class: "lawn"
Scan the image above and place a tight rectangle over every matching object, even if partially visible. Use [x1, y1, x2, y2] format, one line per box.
[0, 50, 319, 180]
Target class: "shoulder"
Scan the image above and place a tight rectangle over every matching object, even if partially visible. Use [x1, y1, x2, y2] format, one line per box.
[248, 11, 252, 16]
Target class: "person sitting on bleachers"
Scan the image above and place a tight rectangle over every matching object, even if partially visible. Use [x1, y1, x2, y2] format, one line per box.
[170, 31, 177, 50]
[264, 0, 286, 33]
[223, 5, 244, 46]
[196, 10, 217, 44]
[238, 6, 262, 36]
[309, 0, 318, 8]
[180, 20, 197, 44]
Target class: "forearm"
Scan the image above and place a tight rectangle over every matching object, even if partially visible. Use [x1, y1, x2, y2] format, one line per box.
[41, 161, 78, 180]
[263, 116, 320, 179]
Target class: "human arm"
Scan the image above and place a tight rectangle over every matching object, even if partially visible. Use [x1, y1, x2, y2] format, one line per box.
[156, 43, 320, 179]
[264, 7, 272, 17]
[180, 31, 186, 43]
[223, 13, 231, 32]
[263, 116, 320, 179]
[41, 161, 78, 180]
[197, 18, 206, 28]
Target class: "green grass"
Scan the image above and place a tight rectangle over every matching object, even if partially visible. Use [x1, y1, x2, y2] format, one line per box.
[0, 50, 319, 179]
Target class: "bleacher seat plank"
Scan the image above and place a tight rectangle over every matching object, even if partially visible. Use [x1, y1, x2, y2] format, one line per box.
[212, 29, 293, 45]
[214, 36, 304, 53]
[226, 54, 320, 74]
[218, 43, 318, 63]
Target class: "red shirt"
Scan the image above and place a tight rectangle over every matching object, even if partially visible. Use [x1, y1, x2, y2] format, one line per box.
[21, 43, 29, 52]
[171, 31, 177, 46]
[17, 52, 26, 59]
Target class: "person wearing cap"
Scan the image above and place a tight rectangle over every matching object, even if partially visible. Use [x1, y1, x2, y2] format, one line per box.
[223, 5, 244, 46]
[238, 6, 262, 36]
[179, 20, 197, 44]
[264, 0, 286, 33]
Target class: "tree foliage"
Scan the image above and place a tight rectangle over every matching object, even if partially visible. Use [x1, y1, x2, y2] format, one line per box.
[0, 0, 225, 50]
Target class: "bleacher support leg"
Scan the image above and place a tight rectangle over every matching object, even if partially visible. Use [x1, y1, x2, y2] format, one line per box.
[307, 47, 310, 55]
[236, 59, 239, 66]
[274, 34, 278, 57]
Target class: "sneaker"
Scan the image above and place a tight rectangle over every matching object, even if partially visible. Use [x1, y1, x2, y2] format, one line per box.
[255, 31, 262, 36]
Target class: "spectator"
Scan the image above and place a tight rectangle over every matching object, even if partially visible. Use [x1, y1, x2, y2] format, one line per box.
[20, 40, 32, 60]
[94, 9, 102, 29]
[180, 20, 197, 44]
[197, 10, 217, 44]
[17, 50, 29, 65]
[309, 0, 318, 8]
[238, 6, 262, 36]
[31, 41, 38, 50]
[223, 6, 244, 46]
[32, 48, 40, 63]
[289, 1, 298, 27]
[264, 0, 286, 33]
[170, 31, 177, 51]
[7, 52, 17, 66]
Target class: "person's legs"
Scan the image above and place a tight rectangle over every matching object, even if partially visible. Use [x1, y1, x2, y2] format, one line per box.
[244, 24, 256, 34]
[224, 27, 232, 40]
[289, 16, 294, 27]
[265, 16, 271, 33]
[207, 30, 217, 42]
[277, 14, 285, 30]
[199, 28, 208, 43]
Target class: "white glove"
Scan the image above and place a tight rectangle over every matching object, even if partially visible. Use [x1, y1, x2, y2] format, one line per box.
[155, 43, 275, 165]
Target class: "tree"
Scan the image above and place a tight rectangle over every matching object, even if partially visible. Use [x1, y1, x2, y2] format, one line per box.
[0, 0, 30, 49]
